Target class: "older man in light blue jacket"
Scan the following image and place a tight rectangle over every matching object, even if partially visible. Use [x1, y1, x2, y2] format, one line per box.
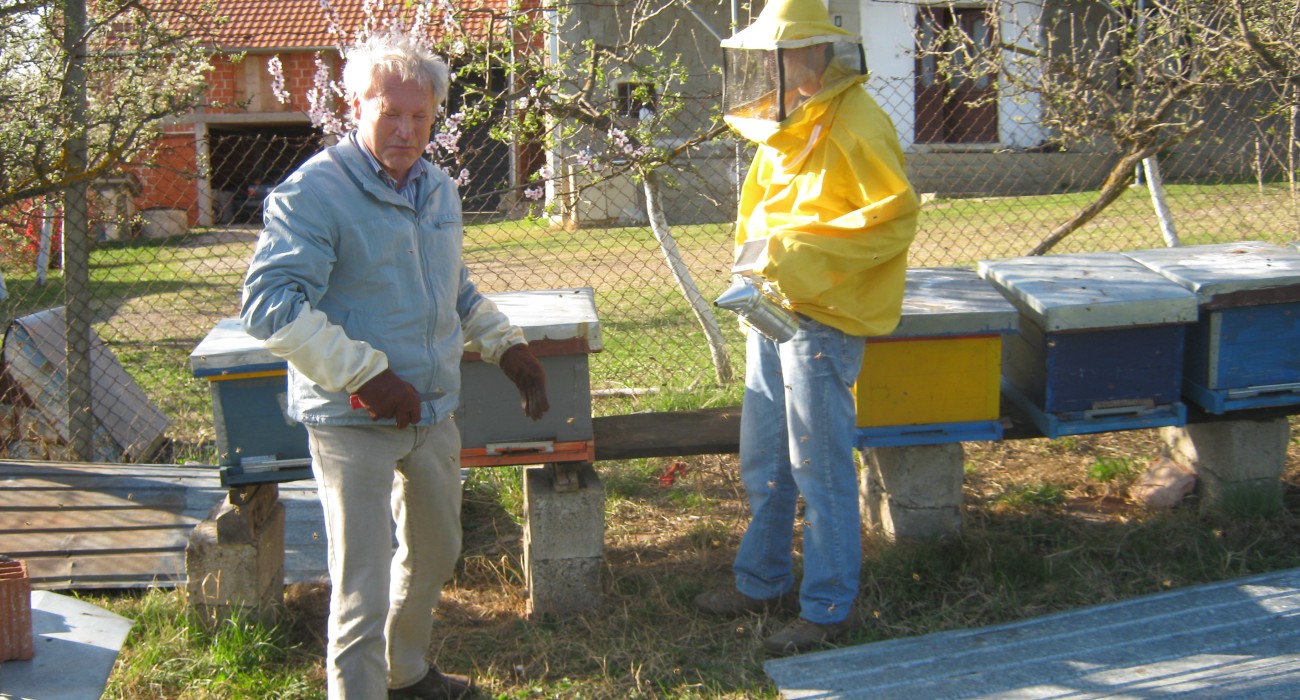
[241, 28, 546, 700]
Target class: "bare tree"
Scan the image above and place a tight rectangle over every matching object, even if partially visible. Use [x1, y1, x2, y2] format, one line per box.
[453, 0, 738, 382]
[914, 1, 1255, 254]
[1202, 0, 1300, 200]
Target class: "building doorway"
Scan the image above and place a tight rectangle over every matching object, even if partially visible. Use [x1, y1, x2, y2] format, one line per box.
[915, 6, 999, 144]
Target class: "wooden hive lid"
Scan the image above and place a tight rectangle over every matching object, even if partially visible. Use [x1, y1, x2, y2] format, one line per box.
[1125, 241, 1300, 308]
[978, 251, 1199, 332]
[885, 266, 1020, 338]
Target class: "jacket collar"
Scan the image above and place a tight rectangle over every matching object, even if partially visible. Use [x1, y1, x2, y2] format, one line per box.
[330, 134, 425, 210]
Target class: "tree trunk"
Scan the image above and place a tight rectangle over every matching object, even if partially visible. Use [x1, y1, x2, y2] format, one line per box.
[1290, 103, 1298, 201]
[1029, 149, 1153, 255]
[642, 170, 734, 384]
[37, 203, 53, 287]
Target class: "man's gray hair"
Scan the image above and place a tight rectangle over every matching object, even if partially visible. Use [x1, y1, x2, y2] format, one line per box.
[343, 27, 450, 109]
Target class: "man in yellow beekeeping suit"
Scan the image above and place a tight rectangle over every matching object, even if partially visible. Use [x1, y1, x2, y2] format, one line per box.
[695, 0, 919, 656]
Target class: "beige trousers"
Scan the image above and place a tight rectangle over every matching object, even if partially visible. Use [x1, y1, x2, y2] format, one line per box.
[306, 419, 463, 699]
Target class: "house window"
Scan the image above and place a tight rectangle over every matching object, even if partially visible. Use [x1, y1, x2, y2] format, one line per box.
[616, 82, 657, 120]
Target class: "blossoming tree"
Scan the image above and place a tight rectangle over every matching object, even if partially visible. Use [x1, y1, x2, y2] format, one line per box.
[268, 0, 739, 383]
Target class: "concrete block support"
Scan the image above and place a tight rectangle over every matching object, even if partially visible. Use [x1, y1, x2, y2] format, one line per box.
[185, 484, 285, 626]
[1159, 417, 1290, 515]
[859, 443, 964, 539]
[523, 463, 604, 618]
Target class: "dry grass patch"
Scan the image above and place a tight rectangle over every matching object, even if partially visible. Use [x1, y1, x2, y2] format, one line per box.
[107, 420, 1300, 699]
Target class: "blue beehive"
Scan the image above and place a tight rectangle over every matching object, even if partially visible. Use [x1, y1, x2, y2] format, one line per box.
[188, 318, 312, 485]
[854, 267, 1018, 447]
[1125, 241, 1300, 413]
[979, 252, 1198, 438]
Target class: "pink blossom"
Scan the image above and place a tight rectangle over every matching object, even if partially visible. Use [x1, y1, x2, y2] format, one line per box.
[307, 54, 346, 136]
[267, 56, 290, 104]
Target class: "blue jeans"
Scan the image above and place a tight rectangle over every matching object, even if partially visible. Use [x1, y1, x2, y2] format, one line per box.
[734, 316, 865, 625]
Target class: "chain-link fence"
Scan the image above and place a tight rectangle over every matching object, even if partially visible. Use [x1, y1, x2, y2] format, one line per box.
[1, 68, 1297, 465]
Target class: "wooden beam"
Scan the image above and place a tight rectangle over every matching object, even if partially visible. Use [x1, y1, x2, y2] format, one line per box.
[593, 407, 741, 460]
[593, 400, 1299, 460]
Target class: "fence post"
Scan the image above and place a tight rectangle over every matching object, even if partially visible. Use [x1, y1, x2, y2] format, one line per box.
[36, 204, 53, 287]
[62, 0, 95, 462]
[1142, 156, 1179, 247]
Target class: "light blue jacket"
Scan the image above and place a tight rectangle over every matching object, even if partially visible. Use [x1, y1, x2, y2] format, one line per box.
[240, 134, 508, 426]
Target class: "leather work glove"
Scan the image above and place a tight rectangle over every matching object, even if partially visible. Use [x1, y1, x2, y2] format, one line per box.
[499, 343, 549, 421]
[351, 369, 422, 428]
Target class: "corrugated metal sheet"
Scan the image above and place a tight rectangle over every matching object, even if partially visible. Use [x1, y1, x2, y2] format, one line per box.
[765, 567, 1300, 699]
[0, 461, 327, 590]
[3, 307, 170, 462]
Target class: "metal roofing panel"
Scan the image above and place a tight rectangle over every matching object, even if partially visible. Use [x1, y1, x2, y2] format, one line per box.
[3, 307, 170, 462]
[189, 317, 282, 375]
[889, 267, 1019, 338]
[486, 287, 602, 351]
[766, 567, 1300, 699]
[0, 461, 328, 590]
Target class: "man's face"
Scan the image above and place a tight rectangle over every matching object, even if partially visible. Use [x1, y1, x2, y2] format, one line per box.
[353, 71, 437, 185]
[782, 45, 827, 114]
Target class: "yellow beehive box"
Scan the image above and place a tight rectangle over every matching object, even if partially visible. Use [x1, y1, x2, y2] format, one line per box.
[856, 334, 1004, 427]
[853, 268, 1018, 446]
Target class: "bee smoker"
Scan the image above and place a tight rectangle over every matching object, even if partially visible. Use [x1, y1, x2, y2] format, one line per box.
[714, 274, 800, 343]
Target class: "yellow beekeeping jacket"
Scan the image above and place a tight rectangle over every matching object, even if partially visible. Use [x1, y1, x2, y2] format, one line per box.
[732, 82, 919, 337]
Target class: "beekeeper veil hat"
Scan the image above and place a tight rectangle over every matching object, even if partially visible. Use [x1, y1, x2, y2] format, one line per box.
[721, 0, 867, 128]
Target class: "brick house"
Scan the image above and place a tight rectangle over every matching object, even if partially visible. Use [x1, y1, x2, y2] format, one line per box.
[140, 0, 539, 226]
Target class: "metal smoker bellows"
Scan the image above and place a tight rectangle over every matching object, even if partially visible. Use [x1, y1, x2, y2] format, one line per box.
[714, 274, 800, 343]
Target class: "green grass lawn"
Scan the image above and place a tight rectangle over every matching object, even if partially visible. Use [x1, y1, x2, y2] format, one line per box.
[0, 182, 1296, 458]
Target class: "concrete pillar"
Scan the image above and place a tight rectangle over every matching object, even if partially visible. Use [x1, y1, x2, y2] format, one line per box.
[859, 442, 964, 539]
[185, 484, 285, 626]
[522, 463, 603, 618]
[1159, 417, 1290, 516]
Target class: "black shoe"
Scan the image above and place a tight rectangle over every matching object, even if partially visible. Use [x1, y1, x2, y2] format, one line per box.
[388, 667, 475, 700]
[762, 607, 859, 656]
[693, 588, 798, 617]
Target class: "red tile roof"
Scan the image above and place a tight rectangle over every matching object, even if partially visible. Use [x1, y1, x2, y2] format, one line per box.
[166, 0, 524, 51]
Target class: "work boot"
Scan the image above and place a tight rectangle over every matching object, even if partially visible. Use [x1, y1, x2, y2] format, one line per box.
[693, 588, 798, 617]
[762, 607, 859, 656]
[388, 666, 475, 700]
